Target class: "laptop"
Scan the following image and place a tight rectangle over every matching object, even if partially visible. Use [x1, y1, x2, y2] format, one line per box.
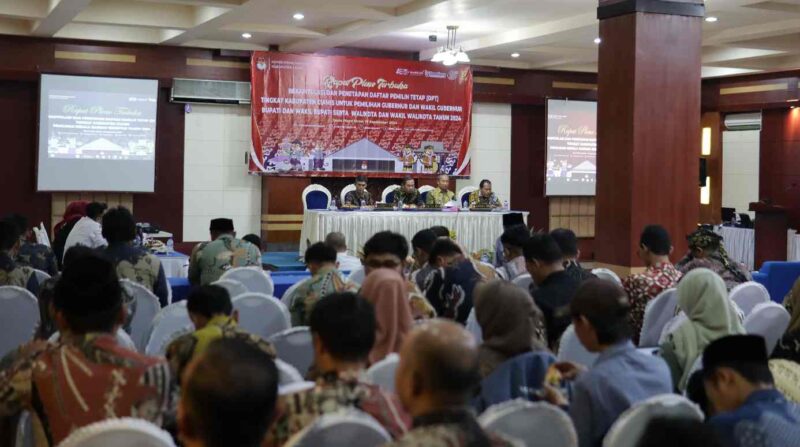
[721, 207, 736, 224]
[739, 213, 753, 228]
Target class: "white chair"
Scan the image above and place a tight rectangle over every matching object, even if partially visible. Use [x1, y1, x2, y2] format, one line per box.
[458, 186, 479, 205]
[729, 282, 771, 317]
[276, 358, 304, 385]
[281, 280, 305, 308]
[381, 185, 399, 203]
[221, 267, 274, 296]
[347, 267, 366, 286]
[285, 408, 391, 447]
[120, 280, 161, 352]
[557, 324, 599, 368]
[744, 302, 791, 355]
[49, 328, 136, 352]
[233, 293, 291, 340]
[269, 326, 314, 376]
[466, 308, 483, 343]
[639, 288, 678, 348]
[211, 279, 248, 300]
[418, 184, 435, 203]
[0, 286, 39, 359]
[15, 410, 33, 447]
[479, 400, 578, 447]
[33, 222, 51, 247]
[340, 184, 356, 204]
[302, 184, 332, 210]
[511, 273, 534, 292]
[57, 417, 176, 447]
[602, 394, 703, 447]
[592, 268, 622, 285]
[366, 353, 400, 393]
[32, 269, 51, 286]
[144, 301, 193, 356]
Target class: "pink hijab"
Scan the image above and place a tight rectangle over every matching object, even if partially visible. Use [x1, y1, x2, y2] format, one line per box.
[361, 268, 414, 364]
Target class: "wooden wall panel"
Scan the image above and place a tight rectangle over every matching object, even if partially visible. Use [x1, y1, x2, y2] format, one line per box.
[760, 108, 800, 230]
[548, 197, 596, 238]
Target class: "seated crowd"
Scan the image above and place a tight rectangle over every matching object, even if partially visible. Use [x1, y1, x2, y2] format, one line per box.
[1, 204, 799, 447]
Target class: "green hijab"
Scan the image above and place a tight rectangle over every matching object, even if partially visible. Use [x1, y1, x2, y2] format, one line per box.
[669, 268, 744, 390]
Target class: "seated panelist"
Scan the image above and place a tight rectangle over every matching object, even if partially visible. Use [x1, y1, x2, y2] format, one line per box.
[425, 174, 455, 208]
[393, 176, 424, 208]
[469, 179, 502, 209]
[343, 175, 374, 208]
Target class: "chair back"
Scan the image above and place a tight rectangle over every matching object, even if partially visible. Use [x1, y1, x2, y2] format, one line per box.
[744, 302, 791, 355]
[121, 280, 161, 352]
[211, 279, 248, 300]
[276, 358, 304, 385]
[602, 394, 703, 447]
[144, 301, 193, 356]
[33, 222, 51, 247]
[475, 351, 556, 412]
[347, 267, 366, 286]
[57, 417, 176, 447]
[232, 293, 291, 339]
[281, 280, 305, 307]
[0, 286, 39, 358]
[729, 281, 771, 316]
[302, 184, 332, 210]
[50, 328, 137, 352]
[269, 326, 314, 376]
[511, 273, 533, 292]
[365, 353, 400, 392]
[32, 269, 51, 285]
[221, 267, 274, 296]
[381, 185, 399, 203]
[466, 307, 483, 343]
[340, 184, 357, 204]
[557, 324, 598, 368]
[15, 410, 33, 447]
[658, 312, 688, 345]
[591, 268, 622, 285]
[285, 408, 391, 447]
[418, 185, 435, 203]
[458, 186, 479, 205]
[479, 400, 577, 447]
[639, 288, 678, 347]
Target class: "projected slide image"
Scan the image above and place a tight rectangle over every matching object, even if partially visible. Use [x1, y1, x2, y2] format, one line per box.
[546, 100, 597, 196]
[46, 90, 156, 161]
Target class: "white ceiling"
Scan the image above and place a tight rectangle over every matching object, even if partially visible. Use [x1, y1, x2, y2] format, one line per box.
[1, 0, 799, 78]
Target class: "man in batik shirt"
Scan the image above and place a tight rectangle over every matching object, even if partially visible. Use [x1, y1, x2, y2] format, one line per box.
[288, 242, 358, 326]
[426, 174, 456, 208]
[623, 225, 682, 345]
[343, 175, 374, 208]
[0, 221, 39, 295]
[393, 177, 424, 208]
[676, 227, 750, 291]
[4, 214, 58, 276]
[266, 293, 410, 446]
[188, 218, 262, 285]
[468, 179, 502, 209]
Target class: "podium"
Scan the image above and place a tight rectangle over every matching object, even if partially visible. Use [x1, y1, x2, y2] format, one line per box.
[749, 202, 788, 270]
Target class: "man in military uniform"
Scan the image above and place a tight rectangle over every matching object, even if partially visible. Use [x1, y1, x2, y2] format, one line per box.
[0, 220, 39, 295]
[4, 214, 58, 276]
[393, 177, 424, 208]
[425, 174, 455, 208]
[188, 218, 262, 285]
[343, 175, 374, 208]
[468, 179, 502, 209]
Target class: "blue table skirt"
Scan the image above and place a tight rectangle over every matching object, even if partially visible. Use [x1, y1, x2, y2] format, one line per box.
[168, 271, 316, 302]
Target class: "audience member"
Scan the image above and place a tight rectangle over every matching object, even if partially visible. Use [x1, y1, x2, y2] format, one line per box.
[288, 242, 357, 325]
[179, 338, 279, 447]
[241, 233, 262, 250]
[474, 280, 546, 377]
[102, 206, 170, 306]
[0, 253, 171, 445]
[52, 200, 88, 267]
[468, 179, 502, 209]
[495, 213, 525, 267]
[429, 225, 450, 238]
[324, 231, 361, 272]
[676, 227, 751, 290]
[702, 335, 800, 446]
[772, 276, 800, 363]
[660, 269, 744, 391]
[524, 233, 581, 349]
[361, 269, 414, 363]
[0, 220, 39, 296]
[266, 292, 410, 446]
[550, 228, 594, 283]
[63, 201, 108, 257]
[424, 238, 483, 324]
[167, 284, 276, 382]
[393, 176, 424, 208]
[636, 417, 722, 447]
[188, 218, 261, 285]
[4, 214, 58, 276]
[622, 225, 682, 345]
[769, 359, 800, 403]
[389, 320, 516, 446]
[544, 278, 672, 447]
[426, 174, 455, 208]
[498, 224, 529, 281]
[410, 229, 438, 291]
[343, 175, 374, 207]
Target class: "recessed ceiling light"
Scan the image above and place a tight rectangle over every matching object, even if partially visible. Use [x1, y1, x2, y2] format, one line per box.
[705, 16, 718, 23]
[293, 12, 305, 20]
[511, 52, 520, 58]
[593, 37, 601, 44]
[241, 32, 252, 39]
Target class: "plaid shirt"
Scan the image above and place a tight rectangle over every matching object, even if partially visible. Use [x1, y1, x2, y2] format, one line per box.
[622, 262, 682, 345]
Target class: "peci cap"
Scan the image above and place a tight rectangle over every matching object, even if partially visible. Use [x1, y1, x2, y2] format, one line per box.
[502, 212, 524, 229]
[703, 334, 768, 372]
[209, 218, 234, 233]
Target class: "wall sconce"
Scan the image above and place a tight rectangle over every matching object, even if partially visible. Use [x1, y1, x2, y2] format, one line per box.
[700, 176, 711, 205]
[701, 127, 711, 156]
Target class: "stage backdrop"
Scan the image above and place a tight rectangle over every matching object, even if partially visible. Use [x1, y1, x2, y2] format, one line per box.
[250, 52, 472, 177]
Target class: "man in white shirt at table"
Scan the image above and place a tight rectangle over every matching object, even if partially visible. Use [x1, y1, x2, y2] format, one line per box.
[63, 202, 107, 259]
[325, 232, 361, 272]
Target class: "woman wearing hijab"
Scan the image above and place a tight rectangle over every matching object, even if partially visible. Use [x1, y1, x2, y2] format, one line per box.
[52, 200, 89, 268]
[675, 227, 751, 291]
[360, 268, 414, 364]
[660, 268, 745, 391]
[772, 277, 800, 363]
[474, 280, 547, 377]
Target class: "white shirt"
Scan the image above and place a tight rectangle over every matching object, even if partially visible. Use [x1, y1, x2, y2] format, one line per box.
[336, 252, 362, 273]
[63, 216, 107, 259]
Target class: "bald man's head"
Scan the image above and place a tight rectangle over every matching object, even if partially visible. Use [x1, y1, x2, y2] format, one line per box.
[395, 319, 480, 415]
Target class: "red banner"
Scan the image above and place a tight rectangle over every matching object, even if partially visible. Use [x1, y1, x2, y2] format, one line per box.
[250, 52, 472, 177]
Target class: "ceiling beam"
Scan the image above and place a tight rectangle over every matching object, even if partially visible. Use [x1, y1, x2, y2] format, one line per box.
[703, 18, 800, 46]
[702, 46, 787, 64]
[73, 0, 196, 30]
[31, 0, 92, 36]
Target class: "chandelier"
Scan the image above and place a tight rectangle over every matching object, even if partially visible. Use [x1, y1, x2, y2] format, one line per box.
[431, 25, 469, 66]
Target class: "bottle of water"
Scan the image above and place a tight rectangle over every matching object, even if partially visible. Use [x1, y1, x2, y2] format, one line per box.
[360, 199, 365, 210]
[503, 200, 509, 211]
[166, 238, 174, 254]
[462, 200, 468, 210]
[330, 197, 337, 211]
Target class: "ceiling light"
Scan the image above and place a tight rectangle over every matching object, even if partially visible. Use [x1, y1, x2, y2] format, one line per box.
[241, 32, 252, 39]
[293, 12, 305, 20]
[431, 25, 469, 66]
[593, 37, 601, 44]
[788, 99, 799, 103]
[705, 16, 718, 23]
[511, 52, 520, 58]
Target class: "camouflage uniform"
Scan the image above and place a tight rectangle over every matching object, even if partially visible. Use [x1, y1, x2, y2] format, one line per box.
[387, 408, 521, 447]
[187, 234, 261, 285]
[105, 243, 170, 307]
[0, 251, 39, 296]
[393, 188, 424, 207]
[16, 242, 58, 276]
[344, 189, 374, 207]
[468, 190, 501, 208]
[287, 266, 358, 326]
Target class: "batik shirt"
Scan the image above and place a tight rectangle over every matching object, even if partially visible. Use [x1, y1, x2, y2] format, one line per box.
[387, 408, 520, 447]
[708, 389, 800, 447]
[622, 262, 682, 345]
[0, 250, 39, 296]
[188, 234, 261, 285]
[344, 189, 374, 207]
[288, 266, 358, 326]
[676, 255, 751, 291]
[426, 189, 455, 208]
[424, 260, 484, 324]
[265, 370, 411, 447]
[393, 188, 424, 207]
[0, 333, 172, 446]
[105, 242, 170, 307]
[16, 242, 58, 276]
[468, 190, 501, 208]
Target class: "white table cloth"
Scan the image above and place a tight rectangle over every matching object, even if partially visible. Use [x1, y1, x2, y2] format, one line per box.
[715, 226, 799, 271]
[156, 252, 190, 278]
[300, 210, 530, 256]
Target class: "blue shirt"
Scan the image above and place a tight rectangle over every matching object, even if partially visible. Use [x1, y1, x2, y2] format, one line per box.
[570, 341, 672, 447]
[708, 389, 800, 447]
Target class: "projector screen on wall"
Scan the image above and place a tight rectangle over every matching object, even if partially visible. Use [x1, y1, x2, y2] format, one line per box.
[37, 74, 158, 192]
[545, 99, 597, 196]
